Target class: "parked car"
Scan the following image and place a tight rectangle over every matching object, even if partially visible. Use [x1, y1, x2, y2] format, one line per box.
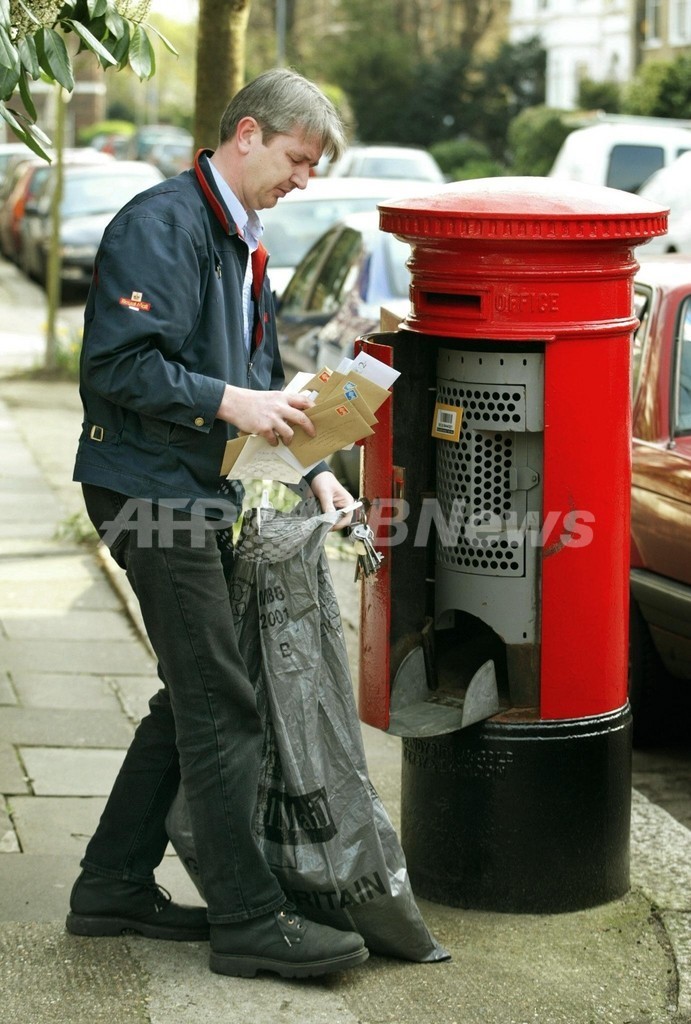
[276, 210, 413, 493]
[0, 148, 111, 264]
[147, 137, 193, 177]
[0, 142, 32, 188]
[261, 176, 430, 296]
[629, 254, 691, 741]
[549, 121, 691, 193]
[126, 124, 193, 162]
[637, 151, 691, 254]
[276, 210, 411, 373]
[328, 144, 445, 184]
[20, 160, 164, 286]
[0, 157, 50, 263]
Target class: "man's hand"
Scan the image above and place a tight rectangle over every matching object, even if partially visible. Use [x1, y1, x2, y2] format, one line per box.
[309, 470, 355, 530]
[217, 385, 316, 446]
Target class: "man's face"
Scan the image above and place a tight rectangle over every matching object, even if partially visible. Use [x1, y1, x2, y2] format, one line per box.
[241, 123, 322, 211]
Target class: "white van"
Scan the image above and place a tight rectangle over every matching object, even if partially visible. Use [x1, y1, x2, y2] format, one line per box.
[637, 151, 691, 253]
[548, 121, 691, 193]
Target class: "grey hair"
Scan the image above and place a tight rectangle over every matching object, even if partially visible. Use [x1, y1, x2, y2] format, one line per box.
[218, 68, 347, 162]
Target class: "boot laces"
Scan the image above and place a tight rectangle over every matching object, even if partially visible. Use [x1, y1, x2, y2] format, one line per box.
[147, 882, 172, 913]
[277, 900, 305, 945]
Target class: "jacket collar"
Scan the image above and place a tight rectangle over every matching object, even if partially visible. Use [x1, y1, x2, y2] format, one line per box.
[194, 149, 270, 350]
[194, 149, 236, 236]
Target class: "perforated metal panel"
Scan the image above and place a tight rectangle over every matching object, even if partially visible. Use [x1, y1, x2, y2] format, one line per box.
[435, 348, 544, 645]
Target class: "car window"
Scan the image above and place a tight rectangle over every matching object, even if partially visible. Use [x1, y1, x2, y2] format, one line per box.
[607, 145, 664, 192]
[632, 286, 652, 401]
[305, 228, 364, 315]
[262, 196, 384, 267]
[676, 297, 691, 434]
[279, 228, 337, 313]
[61, 172, 157, 216]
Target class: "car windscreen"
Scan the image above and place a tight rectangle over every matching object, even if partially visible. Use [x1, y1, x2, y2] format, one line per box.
[261, 196, 386, 266]
[62, 173, 157, 217]
[607, 144, 664, 193]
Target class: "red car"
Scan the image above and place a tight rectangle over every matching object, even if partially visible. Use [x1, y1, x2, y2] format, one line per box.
[630, 254, 691, 740]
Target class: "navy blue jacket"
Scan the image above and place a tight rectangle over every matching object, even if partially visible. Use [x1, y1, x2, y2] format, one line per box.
[73, 150, 288, 515]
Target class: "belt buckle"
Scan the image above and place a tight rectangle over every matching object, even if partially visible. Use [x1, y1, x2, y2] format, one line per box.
[89, 424, 105, 442]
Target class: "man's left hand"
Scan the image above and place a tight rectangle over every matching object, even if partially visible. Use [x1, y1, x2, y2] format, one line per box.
[309, 471, 355, 530]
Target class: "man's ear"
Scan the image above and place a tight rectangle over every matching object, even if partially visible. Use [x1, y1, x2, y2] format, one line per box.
[236, 116, 261, 154]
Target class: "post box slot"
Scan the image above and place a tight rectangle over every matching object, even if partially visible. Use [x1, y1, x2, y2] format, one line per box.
[422, 291, 483, 312]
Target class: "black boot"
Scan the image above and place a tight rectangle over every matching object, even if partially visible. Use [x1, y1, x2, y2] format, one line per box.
[209, 902, 368, 979]
[66, 870, 209, 941]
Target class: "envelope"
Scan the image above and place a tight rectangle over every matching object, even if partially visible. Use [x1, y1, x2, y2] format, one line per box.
[288, 396, 375, 464]
[315, 370, 391, 414]
[220, 434, 308, 483]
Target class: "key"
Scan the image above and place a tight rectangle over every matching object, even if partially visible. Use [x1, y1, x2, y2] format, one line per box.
[350, 523, 384, 579]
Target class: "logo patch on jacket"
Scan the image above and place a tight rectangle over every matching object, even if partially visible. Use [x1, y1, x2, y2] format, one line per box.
[119, 291, 151, 311]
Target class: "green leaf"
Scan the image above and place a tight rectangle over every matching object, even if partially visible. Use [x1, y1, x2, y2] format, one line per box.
[0, 0, 10, 31]
[109, 22, 131, 65]
[0, 26, 20, 100]
[0, 21, 19, 67]
[18, 34, 40, 79]
[0, 65, 19, 101]
[65, 19, 117, 65]
[127, 24, 154, 80]
[18, 65, 36, 120]
[143, 21, 179, 57]
[0, 101, 52, 159]
[104, 8, 126, 38]
[36, 27, 74, 91]
[87, 0, 109, 16]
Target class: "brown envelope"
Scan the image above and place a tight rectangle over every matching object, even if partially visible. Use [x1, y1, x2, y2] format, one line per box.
[316, 369, 391, 414]
[288, 397, 375, 464]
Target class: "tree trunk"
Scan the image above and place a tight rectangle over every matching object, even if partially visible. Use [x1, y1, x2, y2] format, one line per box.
[193, 0, 252, 152]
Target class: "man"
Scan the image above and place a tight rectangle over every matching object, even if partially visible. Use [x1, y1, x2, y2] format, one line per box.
[65, 69, 368, 980]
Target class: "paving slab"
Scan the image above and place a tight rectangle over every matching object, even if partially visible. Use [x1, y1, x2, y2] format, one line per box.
[0, 852, 203, 922]
[0, 636, 154, 675]
[9, 795, 106, 854]
[1, 609, 136, 642]
[0, 670, 17, 705]
[9, 672, 124, 711]
[110, 674, 163, 724]
[8, 795, 191, 859]
[19, 747, 127, 797]
[0, 797, 19, 852]
[0, 708, 134, 748]
[0, 742, 29, 794]
[0, 574, 123, 610]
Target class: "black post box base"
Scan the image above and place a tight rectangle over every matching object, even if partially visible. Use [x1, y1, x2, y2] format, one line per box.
[401, 705, 632, 914]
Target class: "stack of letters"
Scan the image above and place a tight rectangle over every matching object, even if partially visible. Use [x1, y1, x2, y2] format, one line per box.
[221, 354, 400, 483]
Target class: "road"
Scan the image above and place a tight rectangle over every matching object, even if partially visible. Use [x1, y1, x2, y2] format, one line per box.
[1, 255, 690, 837]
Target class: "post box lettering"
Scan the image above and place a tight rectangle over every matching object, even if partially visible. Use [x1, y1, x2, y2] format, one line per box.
[495, 290, 559, 315]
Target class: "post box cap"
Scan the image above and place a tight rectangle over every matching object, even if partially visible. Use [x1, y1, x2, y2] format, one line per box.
[378, 175, 668, 243]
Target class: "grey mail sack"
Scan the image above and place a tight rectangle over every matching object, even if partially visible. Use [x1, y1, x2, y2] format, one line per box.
[165, 500, 448, 962]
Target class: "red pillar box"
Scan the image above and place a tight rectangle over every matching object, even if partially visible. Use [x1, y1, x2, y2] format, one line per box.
[358, 178, 667, 912]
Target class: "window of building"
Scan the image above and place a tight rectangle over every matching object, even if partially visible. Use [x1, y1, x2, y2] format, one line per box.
[670, 0, 691, 42]
[644, 0, 663, 44]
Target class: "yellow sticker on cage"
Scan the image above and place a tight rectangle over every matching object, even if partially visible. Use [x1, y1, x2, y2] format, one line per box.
[431, 402, 463, 441]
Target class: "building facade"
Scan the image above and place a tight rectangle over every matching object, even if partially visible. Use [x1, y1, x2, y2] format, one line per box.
[509, 0, 691, 109]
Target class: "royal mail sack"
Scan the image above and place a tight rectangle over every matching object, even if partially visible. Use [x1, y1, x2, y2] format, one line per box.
[166, 500, 448, 962]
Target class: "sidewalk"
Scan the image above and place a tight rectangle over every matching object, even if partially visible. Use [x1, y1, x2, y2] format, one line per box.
[1, 264, 691, 1023]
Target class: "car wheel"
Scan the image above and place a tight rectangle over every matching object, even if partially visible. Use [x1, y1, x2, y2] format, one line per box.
[629, 597, 666, 745]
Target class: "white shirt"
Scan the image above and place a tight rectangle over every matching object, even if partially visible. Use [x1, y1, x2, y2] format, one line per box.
[208, 161, 263, 353]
